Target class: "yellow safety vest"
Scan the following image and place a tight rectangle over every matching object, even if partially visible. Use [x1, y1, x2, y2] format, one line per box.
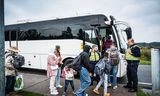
[125, 45, 140, 61]
[89, 51, 100, 61]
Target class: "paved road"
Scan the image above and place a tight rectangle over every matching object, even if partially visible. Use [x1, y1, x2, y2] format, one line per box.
[18, 64, 151, 95]
[138, 65, 151, 83]
[19, 69, 136, 96]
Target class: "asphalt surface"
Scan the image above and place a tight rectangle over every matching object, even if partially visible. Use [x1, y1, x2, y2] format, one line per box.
[138, 65, 151, 83]
[19, 69, 136, 96]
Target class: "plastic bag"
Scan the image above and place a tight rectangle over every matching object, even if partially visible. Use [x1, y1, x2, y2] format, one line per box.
[14, 74, 24, 91]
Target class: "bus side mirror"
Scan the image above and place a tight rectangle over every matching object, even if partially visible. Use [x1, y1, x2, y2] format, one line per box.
[125, 27, 132, 40]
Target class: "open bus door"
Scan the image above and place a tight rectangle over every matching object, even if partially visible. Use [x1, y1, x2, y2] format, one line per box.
[109, 15, 133, 77]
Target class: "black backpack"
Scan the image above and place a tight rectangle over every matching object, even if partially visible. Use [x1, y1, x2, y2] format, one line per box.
[12, 55, 25, 68]
[69, 54, 82, 71]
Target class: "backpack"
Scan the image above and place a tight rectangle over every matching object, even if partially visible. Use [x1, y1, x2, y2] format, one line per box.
[12, 55, 25, 68]
[104, 60, 112, 74]
[69, 54, 82, 71]
[94, 59, 105, 75]
[110, 49, 120, 65]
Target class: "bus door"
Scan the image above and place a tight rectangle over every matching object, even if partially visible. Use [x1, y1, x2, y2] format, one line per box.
[113, 21, 132, 77]
[98, 26, 113, 54]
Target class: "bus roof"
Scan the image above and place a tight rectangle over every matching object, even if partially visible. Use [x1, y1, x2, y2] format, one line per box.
[5, 14, 108, 31]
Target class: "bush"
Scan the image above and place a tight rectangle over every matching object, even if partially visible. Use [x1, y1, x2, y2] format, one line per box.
[140, 48, 151, 64]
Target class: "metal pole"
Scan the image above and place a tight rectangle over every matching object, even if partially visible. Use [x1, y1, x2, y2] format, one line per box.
[0, 0, 5, 96]
[151, 48, 160, 96]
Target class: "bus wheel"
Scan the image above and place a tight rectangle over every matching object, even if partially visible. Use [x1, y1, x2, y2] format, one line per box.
[62, 59, 73, 69]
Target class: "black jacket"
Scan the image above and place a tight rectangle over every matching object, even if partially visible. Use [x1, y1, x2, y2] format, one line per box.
[81, 45, 91, 71]
[130, 44, 141, 57]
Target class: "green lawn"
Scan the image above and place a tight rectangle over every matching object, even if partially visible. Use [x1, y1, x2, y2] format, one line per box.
[140, 48, 151, 65]
[137, 89, 151, 96]
[14, 90, 44, 96]
[140, 60, 151, 65]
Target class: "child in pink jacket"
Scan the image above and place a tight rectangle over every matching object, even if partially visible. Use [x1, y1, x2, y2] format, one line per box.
[62, 66, 76, 96]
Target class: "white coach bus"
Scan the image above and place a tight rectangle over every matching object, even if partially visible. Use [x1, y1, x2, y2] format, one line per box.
[5, 14, 132, 77]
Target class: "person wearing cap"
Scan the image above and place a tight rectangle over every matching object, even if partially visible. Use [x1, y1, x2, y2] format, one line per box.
[123, 38, 141, 92]
[5, 46, 19, 95]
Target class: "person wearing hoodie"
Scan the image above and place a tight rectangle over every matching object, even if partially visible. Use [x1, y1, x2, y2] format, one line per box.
[71, 45, 91, 96]
[106, 43, 120, 89]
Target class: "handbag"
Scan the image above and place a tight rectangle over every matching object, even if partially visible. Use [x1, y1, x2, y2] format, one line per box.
[51, 65, 58, 70]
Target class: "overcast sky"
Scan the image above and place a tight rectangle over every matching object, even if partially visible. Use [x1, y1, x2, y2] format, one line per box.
[4, 0, 160, 43]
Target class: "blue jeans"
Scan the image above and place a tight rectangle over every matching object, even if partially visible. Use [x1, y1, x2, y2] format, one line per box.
[75, 67, 91, 96]
[55, 67, 61, 87]
[108, 65, 118, 86]
[64, 80, 75, 92]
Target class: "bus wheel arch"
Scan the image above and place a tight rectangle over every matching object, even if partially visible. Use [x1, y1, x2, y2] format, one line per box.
[62, 57, 74, 69]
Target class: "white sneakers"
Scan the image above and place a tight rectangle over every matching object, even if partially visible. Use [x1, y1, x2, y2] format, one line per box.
[51, 90, 58, 95]
[113, 86, 117, 89]
[108, 83, 112, 87]
[56, 85, 63, 88]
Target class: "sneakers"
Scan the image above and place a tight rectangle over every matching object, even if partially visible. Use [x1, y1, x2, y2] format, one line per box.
[104, 93, 110, 96]
[93, 88, 100, 95]
[51, 91, 58, 95]
[108, 83, 112, 87]
[56, 85, 63, 88]
[62, 92, 66, 96]
[113, 85, 117, 89]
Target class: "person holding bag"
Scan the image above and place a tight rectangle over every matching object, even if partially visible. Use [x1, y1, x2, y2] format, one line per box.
[47, 47, 60, 95]
[5, 46, 19, 95]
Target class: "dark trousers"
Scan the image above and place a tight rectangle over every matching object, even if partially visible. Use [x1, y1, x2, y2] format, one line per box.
[5, 76, 16, 94]
[89, 61, 99, 85]
[64, 80, 75, 92]
[127, 60, 139, 89]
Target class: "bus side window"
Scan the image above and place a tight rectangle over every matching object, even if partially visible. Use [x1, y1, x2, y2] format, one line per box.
[5, 31, 9, 41]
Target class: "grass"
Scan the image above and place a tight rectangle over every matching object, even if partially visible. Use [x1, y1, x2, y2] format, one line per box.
[140, 48, 151, 65]
[137, 89, 151, 96]
[140, 60, 151, 65]
[14, 90, 44, 96]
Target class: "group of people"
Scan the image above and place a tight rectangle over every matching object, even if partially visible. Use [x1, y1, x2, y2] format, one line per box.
[4, 37, 141, 96]
[47, 37, 119, 96]
[47, 37, 141, 96]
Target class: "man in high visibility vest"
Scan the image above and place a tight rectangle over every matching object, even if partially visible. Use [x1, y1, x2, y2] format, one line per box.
[123, 38, 141, 92]
[89, 45, 100, 86]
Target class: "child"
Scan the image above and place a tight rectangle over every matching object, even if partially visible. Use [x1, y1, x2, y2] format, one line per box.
[93, 52, 111, 96]
[62, 65, 76, 96]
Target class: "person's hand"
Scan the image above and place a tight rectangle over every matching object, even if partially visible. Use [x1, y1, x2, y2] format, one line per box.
[127, 49, 132, 54]
[93, 73, 96, 77]
[7, 66, 15, 70]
